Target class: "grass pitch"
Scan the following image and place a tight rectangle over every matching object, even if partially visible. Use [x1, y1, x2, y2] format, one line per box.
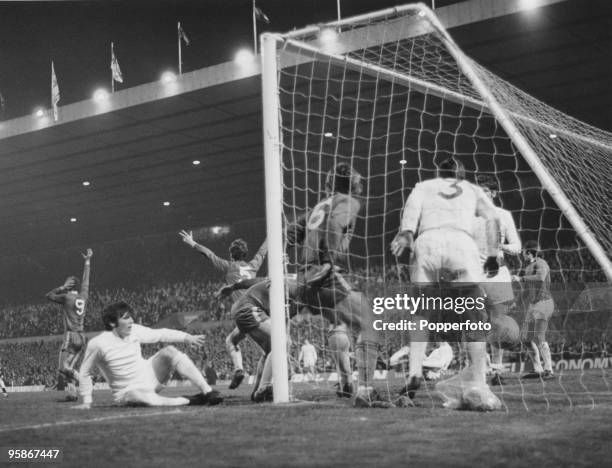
[1, 371, 611, 468]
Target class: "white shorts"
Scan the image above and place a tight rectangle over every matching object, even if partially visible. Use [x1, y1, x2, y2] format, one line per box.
[114, 351, 178, 404]
[482, 265, 515, 305]
[527, 299, 554, 322]
[423, 343, 454, 370]
[411, 230, 483, 284]
[303, 359, 316, 368]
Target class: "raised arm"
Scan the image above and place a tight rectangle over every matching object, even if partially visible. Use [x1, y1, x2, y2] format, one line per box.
[80, 249, 93, 299]
[179, 229, 230, 273]
[249, 239, 268, 271]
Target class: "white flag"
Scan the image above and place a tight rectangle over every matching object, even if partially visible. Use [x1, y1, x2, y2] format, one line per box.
[254, 5, 270, 24]
[51, 61, 60, 122]
[111, 44, 123, 83]
[178, 23, 190, 46]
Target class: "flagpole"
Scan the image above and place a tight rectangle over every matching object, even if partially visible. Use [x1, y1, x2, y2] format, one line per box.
[178, 21, 183, 75]
[252, 0, 257, 54]
[111, 42, 115, 93]
[337, 0, 341, 21]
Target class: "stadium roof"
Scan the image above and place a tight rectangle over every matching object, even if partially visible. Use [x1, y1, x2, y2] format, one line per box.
[0, 0, 610, 258]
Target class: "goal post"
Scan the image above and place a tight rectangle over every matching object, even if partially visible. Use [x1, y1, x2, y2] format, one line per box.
[261, 32, 290, 403]
[262, 3, 612, 405]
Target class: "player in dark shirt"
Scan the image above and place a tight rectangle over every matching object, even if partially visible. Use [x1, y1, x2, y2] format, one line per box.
[179, 230, 267, 389]
[0, 368, 8, 397]
[512, 241, 555, 379]
[287, 163, 382, 407]
[46, 249, 93, 401]
[220, 277, 294, 402]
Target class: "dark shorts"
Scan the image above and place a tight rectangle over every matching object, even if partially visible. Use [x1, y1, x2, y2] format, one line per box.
[297, 266, 351, 311]
[234, 306, 268, 334]
[61, 331, 87, 355]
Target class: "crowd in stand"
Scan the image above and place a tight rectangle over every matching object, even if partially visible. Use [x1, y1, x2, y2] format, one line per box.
[0, 279, 230, 339]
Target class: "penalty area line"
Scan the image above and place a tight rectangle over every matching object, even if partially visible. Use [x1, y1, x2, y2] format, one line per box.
[0, 408, 189, 433]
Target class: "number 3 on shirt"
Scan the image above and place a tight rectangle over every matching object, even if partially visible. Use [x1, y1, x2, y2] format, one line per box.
[438, 180, 463, 199]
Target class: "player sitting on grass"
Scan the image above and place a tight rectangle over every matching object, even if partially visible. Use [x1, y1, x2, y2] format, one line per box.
[73, 301, 222, 409]
[391, 158, 502, 411]
[287, 162, 386, 407]
[179, 230, 267, 391]
[46, 248, 93, 402]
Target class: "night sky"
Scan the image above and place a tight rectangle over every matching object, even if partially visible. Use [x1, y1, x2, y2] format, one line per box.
[0, 0, 465, 120]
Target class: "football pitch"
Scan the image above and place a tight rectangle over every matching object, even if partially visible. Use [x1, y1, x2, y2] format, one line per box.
[1, 371, 611, 468]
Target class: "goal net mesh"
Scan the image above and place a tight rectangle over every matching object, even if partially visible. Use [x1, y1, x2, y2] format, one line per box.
[273, 6, 612, 409]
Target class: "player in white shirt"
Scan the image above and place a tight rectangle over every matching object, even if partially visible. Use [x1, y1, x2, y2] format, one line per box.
[73, 301, 223, 409]
[299, 339, 318, 381]
[391, 158, 501, 411]
[475, 175, 522, 385]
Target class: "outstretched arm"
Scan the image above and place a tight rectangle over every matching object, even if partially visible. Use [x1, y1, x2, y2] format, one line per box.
[80, 249, 93, 299]
[179, 230, 230, 273]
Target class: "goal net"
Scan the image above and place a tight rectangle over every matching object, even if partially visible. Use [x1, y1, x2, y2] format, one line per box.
[261, 4, 612, 409]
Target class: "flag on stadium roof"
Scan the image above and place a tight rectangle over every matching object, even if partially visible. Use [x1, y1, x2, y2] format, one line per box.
[254, 4, 270, 24]
[51, 61, 60, 122]
[178, 22, 190, 46]
[111, 42, 123, 86]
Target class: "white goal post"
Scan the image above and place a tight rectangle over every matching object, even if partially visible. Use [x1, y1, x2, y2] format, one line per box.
[261, 3, 612, 404]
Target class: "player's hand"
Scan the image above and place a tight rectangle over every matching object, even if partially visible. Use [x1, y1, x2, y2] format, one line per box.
[71, 403, 91, 410]
[305, 263, 332, 286]
[286, 218, 306, 245]
[179, 230, 196, 247]
[511, 275, 521, 282]
[484, 256, 499, 278]
[185, 334, 206, 348]
[391, 231, 413, 257]
[63, 278, 77, 289]
[82, 248, 93, 260]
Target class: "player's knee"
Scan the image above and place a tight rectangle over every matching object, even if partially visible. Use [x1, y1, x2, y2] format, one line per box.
[533, 333, 545, 345]
[59, 366, 75, 380]
[329, 334, 350, 353]
[225, 334, 239, 352]
[157, 346, 185, 369]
